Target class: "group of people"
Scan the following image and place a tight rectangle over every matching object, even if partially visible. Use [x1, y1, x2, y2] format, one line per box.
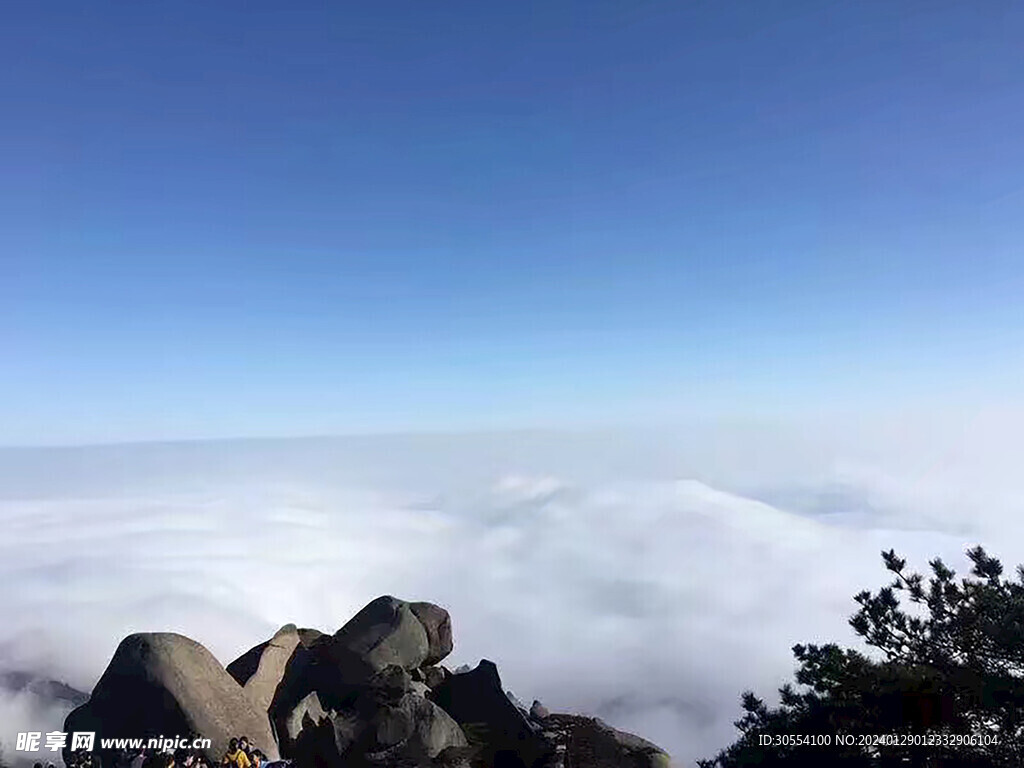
[58, 734, 290, 768]
[221, 736, 286, 768]
[62, 745, 212, 768]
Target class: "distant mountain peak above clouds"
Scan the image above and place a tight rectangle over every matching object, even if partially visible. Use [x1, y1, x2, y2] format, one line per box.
[0, 669, 88, 707]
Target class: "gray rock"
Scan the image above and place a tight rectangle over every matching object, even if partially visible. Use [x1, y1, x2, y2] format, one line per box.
[431, 660, 549, 768]
[332, 709, 368, 756]
[410, 680, 431, 699]
[409, 601, 454, 666]
[330, 596, 431, 674]
[530, 700, 550, 721]
[598, 719, 672, 768]
[296, 627, 325, 647]
[291, 690, 464, 768]
[546, 714, 671, 768]
[267, 619, 400, 744]
[434, 745, 476, 768]
[370, 664, 414, 699]
[289, 708, 365, 768]
[421, 665, 448, 690]
[368, 693, 467, 759]
[266, 640, 326, 740]
[228, 624, 302, 714]
[282, 690, 327, 743]
[64, 633, 278, 765]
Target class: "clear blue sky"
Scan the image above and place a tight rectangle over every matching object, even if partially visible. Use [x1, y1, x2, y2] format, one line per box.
[4, 1, 1024, 444]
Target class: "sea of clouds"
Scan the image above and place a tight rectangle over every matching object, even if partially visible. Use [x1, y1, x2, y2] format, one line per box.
[4, 415, 1024, 766]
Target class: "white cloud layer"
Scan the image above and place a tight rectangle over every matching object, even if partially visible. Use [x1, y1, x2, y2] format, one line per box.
[4, 416, 1024, 766]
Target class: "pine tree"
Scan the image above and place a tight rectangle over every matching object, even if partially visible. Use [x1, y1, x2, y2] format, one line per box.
[700, 546, 1024, 767]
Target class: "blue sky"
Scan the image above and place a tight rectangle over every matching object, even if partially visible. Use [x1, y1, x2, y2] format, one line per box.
[4, 0, 1024, 444]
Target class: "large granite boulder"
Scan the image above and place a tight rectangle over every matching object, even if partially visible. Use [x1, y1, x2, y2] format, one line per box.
[266, 594, 447, 757]
[330, 596, 432, 674]
[261, 597, 453, 723]
[63, 633, 278, 764]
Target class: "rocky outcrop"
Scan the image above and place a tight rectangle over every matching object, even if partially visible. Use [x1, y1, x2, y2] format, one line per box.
[64, 597, 669, 768]
[63, 633, 278, 765]
[540, 715, 671, 768]
[283, 664, 465, 768]
[432, 660, 549, 768]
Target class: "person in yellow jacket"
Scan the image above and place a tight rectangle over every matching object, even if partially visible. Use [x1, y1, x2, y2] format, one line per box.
[222, 740, 251, 768]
